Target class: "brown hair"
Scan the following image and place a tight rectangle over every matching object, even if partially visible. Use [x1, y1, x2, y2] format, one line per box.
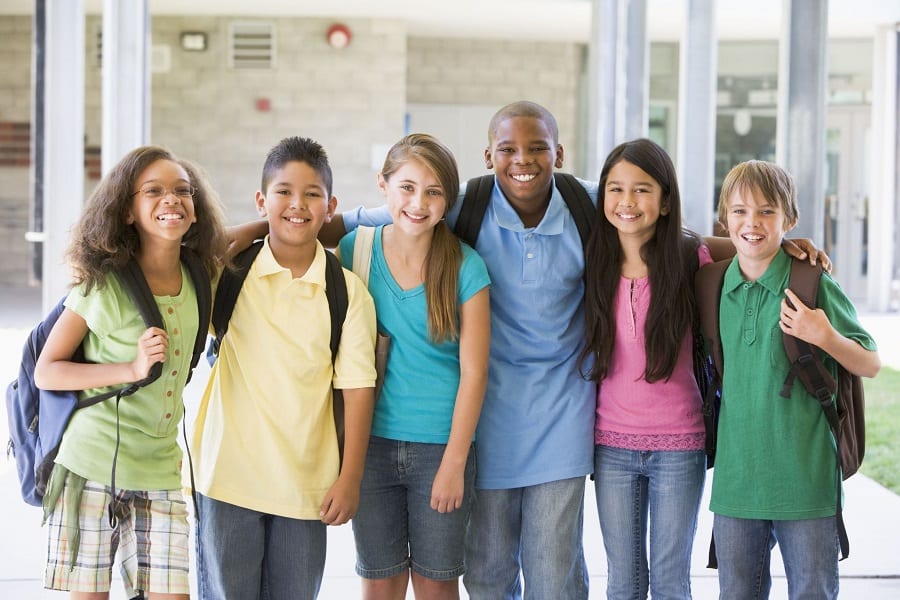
[717, 160, 799, 229]
[67, 145, 228, 292]
[381, 133, 462, 343]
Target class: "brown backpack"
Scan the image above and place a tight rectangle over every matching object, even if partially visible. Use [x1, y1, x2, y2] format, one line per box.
[694, 255, 864, 563]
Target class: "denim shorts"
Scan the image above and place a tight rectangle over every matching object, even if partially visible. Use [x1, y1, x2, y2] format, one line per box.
[352, 436, 475, 580]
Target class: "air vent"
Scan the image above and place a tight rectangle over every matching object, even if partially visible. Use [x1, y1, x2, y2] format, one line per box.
[229, 21, 276, 69]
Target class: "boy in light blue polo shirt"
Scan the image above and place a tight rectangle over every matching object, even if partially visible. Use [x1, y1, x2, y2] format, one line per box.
[341, 101, 598, 599]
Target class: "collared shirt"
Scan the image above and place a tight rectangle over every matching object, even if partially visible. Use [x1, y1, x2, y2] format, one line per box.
[192, 238, 376, 519]
[348, 174, 600, 489]
[710, 249, 876, 519]
[57, 266, 199, 491]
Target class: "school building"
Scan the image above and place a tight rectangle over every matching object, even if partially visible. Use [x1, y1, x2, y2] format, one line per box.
[0, 0, 898, 312]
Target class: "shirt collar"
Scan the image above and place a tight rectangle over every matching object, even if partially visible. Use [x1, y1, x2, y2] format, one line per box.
[491, 175, 566, 236]
[723, 248, 791, 296]
[254, 236, 328, 288]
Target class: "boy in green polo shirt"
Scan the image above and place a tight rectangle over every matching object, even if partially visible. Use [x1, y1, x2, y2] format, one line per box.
[708, 160, 880, 599]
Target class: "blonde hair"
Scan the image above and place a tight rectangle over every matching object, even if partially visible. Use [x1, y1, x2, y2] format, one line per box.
[381, 134, 462, 343]
[717, 160, 799, 228]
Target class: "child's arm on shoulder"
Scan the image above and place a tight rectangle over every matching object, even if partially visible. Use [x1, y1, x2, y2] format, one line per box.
[780, 288, 881, 378]
[431, 287, 490, 514]
[703, 235, 832, 271]
[34, 308, 168, 390]
[225, 219, 268, 258]
[319, 387, 374, 526]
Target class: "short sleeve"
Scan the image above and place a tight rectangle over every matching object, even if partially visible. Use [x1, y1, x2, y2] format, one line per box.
[458, 243, 491, 305]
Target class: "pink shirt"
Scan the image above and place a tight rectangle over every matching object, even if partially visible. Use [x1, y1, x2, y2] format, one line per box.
[595, 245, 712, 451]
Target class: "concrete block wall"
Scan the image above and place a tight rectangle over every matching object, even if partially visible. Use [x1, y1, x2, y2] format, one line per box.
[407, 37, 584, 173]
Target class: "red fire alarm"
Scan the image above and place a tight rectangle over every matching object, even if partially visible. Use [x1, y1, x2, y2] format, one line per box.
[326, 23, 352, 49]
[255, 98, 271, 112]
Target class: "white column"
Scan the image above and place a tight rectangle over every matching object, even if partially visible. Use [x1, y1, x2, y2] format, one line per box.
[676, 0, 717, 235]
[867, 25, 899, 312]
[621, 0, 648, 143]
[775, 0, 828, 241]
[43, 0, 85, 311]
[587, 0, 620, 180]
[102, 0, 150, 173]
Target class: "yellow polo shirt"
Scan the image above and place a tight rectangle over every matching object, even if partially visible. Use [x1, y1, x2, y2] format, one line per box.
[192, 238, 376, 519]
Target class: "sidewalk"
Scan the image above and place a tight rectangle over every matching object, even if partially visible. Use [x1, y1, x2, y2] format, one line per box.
[2, 283, 899, 598]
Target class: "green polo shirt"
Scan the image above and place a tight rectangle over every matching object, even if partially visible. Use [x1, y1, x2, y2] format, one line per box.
[709, 249, 876, 520]
[55, 266, 199, 491]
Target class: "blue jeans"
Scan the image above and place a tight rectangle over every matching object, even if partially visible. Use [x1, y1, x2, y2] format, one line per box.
[352, 436, 475, 580]
[195, 494, 327, 600]
[463, 477, 589, 600]
[593, 445, 706, 600]
[713, 514, 840, 600]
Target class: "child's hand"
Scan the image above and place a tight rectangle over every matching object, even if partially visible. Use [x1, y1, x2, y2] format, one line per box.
[319, 476, 360, 526]
[780, 289, 832, 346]
[783, 238, 833, 272]
[131, 327, 168, 380]
[430, 463, 464, 514]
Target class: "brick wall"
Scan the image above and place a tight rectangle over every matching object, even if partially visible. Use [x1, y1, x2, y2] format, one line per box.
[407, 37, 584, 172]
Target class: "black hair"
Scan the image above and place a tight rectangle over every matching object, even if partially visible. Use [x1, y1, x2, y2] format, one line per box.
[261, 136, 333, 196]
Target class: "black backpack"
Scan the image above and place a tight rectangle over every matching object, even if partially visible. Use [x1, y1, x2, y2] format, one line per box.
[695, 255, 863, 564]
[5, 248, 211, 513]
[206, 241, 349, 453]
[453, 173, 595, 249]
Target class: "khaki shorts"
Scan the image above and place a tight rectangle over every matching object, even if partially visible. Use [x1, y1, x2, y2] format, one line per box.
[44, 474, 190, 595]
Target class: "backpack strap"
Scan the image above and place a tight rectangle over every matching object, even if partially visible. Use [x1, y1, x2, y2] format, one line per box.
[324, 250, 349, 362]
[780, 258, 850, 560]
[553, 172, 595, 249]
[352, 226, 377, 287]
[208, 240, 264, 361]
[694, 258, 730, 570]
[324, 250, 349, 462]
[454, 174, 495, 248]
[179, 247, 212, 383]
[114, 258, 166, 388]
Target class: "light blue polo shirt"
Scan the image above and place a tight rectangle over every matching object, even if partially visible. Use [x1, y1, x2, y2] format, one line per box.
[345, 174, 599, 489]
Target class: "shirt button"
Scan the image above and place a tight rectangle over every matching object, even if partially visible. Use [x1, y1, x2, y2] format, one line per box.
[526, 253, 534, 259]
[747, 309, 753, 315]
[173, 328, 179, 335]
[174, 349, 181, 356]
[171, 370, 178, 377]
[166, 390, 173, 397]
[165, 412, 172, 419]
[167, 307, 174, 314]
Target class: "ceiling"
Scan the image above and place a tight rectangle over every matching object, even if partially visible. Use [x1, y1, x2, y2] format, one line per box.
[2, 0, 898, 42]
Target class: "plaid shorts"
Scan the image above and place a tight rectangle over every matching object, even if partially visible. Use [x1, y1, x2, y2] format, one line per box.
[44, 474, 190, 595]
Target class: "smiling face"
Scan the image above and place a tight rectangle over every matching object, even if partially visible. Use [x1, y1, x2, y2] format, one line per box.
[485, 116, 563, 220]
[127, 159, 197, 247]
[255, 160, 335, 253]
[382, 158, 447, 240]
[723, 184, 796, 275]
[603, 159, 667, 245]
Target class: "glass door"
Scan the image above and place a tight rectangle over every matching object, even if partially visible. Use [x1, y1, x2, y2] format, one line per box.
[825, 107, 870, 303]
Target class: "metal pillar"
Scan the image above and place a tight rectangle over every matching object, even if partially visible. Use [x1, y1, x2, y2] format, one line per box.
[28, 0, 46, 285]
[621, 0, 648, 143]
[776, 0, 828, 241]
[587, 0, 619, 180]
[102, 0, 150, 173]
[676, 0, 717, 235]
[43, 0, 85, 311]
[586, 0, 648, 180]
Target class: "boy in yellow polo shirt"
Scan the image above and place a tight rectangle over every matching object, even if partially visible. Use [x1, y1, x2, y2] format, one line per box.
[192, 136, 377, 599]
